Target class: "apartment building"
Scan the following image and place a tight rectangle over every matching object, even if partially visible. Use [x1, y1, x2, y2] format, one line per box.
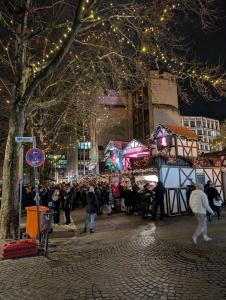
[181, 116, 220, 153]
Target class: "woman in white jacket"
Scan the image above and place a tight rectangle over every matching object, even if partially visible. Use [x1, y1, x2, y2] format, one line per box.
[189, 183, 214, 245]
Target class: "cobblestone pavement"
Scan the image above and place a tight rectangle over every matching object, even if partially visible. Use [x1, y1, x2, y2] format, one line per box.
[1, 209, 226, 300]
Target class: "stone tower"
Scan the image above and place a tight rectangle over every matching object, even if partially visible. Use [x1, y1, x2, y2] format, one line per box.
[128, 71, 181, 142]
[148, 71, 181, 129]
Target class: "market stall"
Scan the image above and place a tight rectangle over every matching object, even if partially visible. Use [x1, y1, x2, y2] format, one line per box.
[104, 139, 150, 171]
[150, 124, 225, 216]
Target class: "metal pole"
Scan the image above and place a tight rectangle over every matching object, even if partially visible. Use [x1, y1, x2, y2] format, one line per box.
[18, 144, 24, 240]
[75, 122, 78, 176]
[83, 120, 86, 176]
[33, 137, 41, 242]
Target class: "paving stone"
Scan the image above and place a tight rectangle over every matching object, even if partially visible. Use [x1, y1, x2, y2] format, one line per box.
[0, 210, 226, 299]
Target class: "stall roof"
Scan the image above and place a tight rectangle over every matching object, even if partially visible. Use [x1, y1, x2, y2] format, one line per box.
[200, 147, 226, 158]
[105, 140, 129, 151]
[162, 124, 198, 140]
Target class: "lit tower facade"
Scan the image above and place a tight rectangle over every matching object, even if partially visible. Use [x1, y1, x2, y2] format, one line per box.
[128, 71, 181, 142]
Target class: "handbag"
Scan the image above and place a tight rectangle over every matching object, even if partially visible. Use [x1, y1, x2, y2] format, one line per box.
[214, 195, 222, 202]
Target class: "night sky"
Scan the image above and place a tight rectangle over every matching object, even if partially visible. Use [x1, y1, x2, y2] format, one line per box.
[179, 0, 226, 121]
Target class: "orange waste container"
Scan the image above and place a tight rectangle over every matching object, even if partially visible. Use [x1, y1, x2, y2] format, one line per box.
[25, 206, 49, 239]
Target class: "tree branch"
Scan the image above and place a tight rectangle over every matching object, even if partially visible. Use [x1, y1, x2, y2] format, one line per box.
[26, 66, 91, 113]
[20, 0, 89, 108]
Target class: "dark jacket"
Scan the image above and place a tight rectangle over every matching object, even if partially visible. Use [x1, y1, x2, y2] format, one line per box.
[140, 187, 155, 207]
[86, 192, 98, 214]
[124, 189, 133, 207]
[62, 191, 73, 210]
[205, 186, 219, 208]
[22, 189, 35, 208]
[153, 182, 166, 202]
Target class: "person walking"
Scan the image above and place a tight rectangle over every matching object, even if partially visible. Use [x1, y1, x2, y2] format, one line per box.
[84, 186, 98, 233]
[189, 183, 214, 245]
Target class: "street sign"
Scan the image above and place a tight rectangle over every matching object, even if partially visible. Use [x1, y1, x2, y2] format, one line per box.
[15, 137, 34, 143]
[26, 148, 45, 167]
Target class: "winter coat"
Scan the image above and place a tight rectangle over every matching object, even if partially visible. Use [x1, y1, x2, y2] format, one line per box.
[113, 185, 120, 199]
[153, 182, 166, 203]
[206, 186, 219, 208]
[124, 189, 133, 207]
[86, 192, 98, 214]
[189, 190, 214, 215]
[140, 188, 155, 208]
[119, 185, 126, 198]
[106, 190, 114, 206]
[62, 191, 73, 210]
[22, 190, 36, 208]
[48, 189, 61, 211]
[95, 189, 104, 206]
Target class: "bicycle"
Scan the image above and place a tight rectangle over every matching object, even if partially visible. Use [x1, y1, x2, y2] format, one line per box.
[39, 212, 53, 256]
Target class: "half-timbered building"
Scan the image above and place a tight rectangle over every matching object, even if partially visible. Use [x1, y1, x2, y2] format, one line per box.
[150, 124, 225, 216]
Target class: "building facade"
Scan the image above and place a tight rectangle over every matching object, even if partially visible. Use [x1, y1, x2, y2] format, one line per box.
[129, 71, 181, 142]
[95, 90, 132, 162]
[181, 116, 220, 153]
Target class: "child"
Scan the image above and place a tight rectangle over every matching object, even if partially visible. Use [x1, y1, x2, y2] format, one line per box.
[213, 194, 224, 220]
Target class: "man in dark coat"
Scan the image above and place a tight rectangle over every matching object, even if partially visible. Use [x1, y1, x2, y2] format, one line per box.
[62, 185, 73, 225]
[84, 186, 98, 233]
[140, 184, 155, 219]
[152, 181, 166, 220]
[205, 181, 219, 221]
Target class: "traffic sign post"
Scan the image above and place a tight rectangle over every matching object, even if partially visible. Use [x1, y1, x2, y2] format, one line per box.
[15, 136, 35, 240]
[18, 145, 24, 240]
[15, 136, 45, 243]
[26, 144, 45, 242]
[26, 148, 45, 167]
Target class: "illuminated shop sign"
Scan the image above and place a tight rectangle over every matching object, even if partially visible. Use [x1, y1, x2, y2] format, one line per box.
[157, 135, 172, 149]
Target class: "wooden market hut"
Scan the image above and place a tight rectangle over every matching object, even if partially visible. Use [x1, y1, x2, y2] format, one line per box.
[150, 124, 225, 216]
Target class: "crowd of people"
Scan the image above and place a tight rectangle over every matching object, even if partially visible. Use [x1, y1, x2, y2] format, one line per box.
[22, 176, 166, 233]
[21, 176, 223, 237]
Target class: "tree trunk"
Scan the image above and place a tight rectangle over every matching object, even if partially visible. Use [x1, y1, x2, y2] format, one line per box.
[0, 106, 25, 239]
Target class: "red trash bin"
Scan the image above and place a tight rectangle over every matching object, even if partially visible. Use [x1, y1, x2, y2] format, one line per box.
[25, 206, 49, 239]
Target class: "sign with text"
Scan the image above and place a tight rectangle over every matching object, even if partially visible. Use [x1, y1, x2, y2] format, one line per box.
[15, 137, 34, 143]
